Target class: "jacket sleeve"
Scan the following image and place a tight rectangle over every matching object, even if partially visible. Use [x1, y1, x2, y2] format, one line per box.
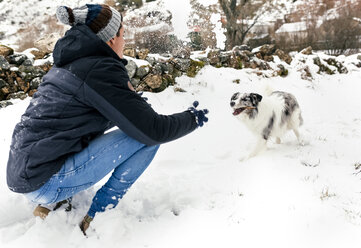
[83, 58, 198, 146]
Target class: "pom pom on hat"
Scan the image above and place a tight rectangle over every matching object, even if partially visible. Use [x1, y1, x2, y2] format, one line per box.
[56, 6, 73, 25]
[56, 4, 122, 42]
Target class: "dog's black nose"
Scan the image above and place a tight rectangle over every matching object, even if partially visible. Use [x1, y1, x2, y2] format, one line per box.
[230, 102, 235, 107]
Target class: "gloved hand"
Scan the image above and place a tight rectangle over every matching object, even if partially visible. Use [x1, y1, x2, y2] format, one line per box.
[188, 101, 209, 127]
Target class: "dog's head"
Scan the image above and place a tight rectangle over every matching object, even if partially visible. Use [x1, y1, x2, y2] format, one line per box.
[230, 92, 263, 116]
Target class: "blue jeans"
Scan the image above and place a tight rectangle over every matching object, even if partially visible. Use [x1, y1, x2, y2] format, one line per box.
[25, 129, 159, 218]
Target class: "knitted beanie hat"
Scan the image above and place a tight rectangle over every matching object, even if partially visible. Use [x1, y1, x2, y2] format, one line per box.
[56, 4, 123, 42]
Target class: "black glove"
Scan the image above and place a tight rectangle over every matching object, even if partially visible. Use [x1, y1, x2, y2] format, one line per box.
[188, 101, 209, 127]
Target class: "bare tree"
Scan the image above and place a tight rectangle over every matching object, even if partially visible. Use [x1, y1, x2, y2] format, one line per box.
[219, 0, 271, 50]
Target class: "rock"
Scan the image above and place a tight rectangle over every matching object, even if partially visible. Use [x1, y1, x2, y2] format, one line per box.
[38, 62, 53, 73]
[219, 52, 231, 64]
[143, 74, 163, 89]
[207, 49, 220, 65]
[18, 65, 46, 81]
[263, 55, 274, 62]
[162, 74, 175, 88]
[259, 44, 276, 56]
[160, 62, 173, 74]
[173, 87, 186, 93]
[357, 55, 361, 61]
[135, 65, 150, 79]
[255, 52, 262, 60]
[168, 58, 190, 72]
[274, 49, 292, 64]
[236, 51, 250, 63]
[130, 78, 140, 88]
[7, 54, 28, 66]
[301, 46, 312, 55]
[146, 56, 156, 66]
[0, 83, 11, 96]
[16, 76, 30, 92]
[22, 59, 33, 66]
[34, 33, 61, 54]
[125, 59, 137, 78]
[152, 63, 163, 75]
[172, 47, 191, 59]
[232, 45, 251, 53]
[259, 61, 271, 70]
[277, 64, 288, 77]
[250, 61, 258, 69]
[313, 57, 334, 75]
[325, 58, 348, 74]
[6, 91, 27, 100]
[30, 49, 48, 60]
[137, 49, 149, 60]
[229, 55, 242, 69]
[28, 89, 37, 97]
[0, 45, 14, 57]
[0, 101, 13, 108]
[0, 56, 10, 70]
[0, 78, 7, 88]
[176, 58, 191, 72]
[30, 77, 42, 89]
[300, 66, 313, 81]
[123, 48, 136, 58]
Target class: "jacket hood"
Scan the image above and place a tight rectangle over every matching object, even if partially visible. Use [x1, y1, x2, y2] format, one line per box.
[53, 24, 124, 67]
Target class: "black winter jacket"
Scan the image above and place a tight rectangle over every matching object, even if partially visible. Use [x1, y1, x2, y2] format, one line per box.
[7, 25, 197, 193]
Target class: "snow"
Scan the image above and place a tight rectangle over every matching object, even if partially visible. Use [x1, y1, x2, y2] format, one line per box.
[124, 56, 150, 67]
[211, 13, 226, 50]
[276, 22, 308, 33]
[197, 0, 218, 7]
[1, 0, 361, 246]
[276, 20, 324, 34]
[1, 52, 361, 247]
[162, 0, 192, 41]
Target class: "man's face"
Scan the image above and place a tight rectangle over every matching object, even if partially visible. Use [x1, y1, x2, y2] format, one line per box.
[108, 26, 125, 58]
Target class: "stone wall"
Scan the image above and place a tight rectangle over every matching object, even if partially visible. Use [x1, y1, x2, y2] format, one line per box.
[1, 43, 359, 108]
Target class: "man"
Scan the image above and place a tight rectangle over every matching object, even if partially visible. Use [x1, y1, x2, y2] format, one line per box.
[6, 4, 208, 235]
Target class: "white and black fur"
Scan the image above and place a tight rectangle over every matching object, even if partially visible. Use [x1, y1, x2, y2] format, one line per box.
[230, 91, 303, 159]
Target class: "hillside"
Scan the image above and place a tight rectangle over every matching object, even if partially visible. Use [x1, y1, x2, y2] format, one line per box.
[1, 0, 360, 52]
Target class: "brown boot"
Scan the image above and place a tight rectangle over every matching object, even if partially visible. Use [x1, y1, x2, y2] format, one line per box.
[33, 205, 51, 219]
[79, 215, 93, 235]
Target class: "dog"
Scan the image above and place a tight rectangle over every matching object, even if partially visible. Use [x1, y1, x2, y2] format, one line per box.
[230, 91, 303, 159]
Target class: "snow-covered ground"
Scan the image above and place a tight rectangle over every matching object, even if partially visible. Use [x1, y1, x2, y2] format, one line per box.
[1, 53, 361, 247]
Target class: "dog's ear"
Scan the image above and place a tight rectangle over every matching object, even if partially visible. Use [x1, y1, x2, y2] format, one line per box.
[231, 92, 240, 101]
[251, 93, 262, 104]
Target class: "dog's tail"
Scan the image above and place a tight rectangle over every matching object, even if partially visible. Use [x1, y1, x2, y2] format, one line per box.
[261, 84, 274, 96]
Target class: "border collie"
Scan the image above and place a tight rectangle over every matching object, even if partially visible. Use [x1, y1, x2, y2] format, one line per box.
[230, 91, 303, 159]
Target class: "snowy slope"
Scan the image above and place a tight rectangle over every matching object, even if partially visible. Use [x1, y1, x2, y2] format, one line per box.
[0, 53, 361, 247]
[1, 0, 357, 51]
